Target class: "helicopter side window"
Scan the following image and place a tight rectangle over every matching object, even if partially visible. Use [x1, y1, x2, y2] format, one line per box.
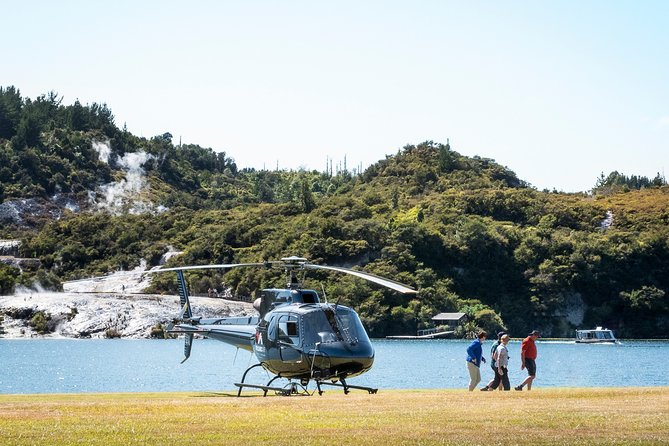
[267, 315, 278, 342]
[301, 292, 318, 304]
[277, 315, 299, 345]
[276, 292, 292, 304]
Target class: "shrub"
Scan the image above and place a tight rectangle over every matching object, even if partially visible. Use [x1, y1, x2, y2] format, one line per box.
[105, 328, 122, 338]
[29, 311, 51, 334]
[150, 323, 165, 338]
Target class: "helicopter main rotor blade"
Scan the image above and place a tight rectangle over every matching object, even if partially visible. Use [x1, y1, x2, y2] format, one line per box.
[68, 258, 417, 294]
[143, 263, 266, 274]
[67, 263, 267, 283]
[303, 264, 417, 294]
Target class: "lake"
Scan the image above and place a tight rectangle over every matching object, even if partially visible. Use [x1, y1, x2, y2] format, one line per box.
[0, 338, 667, 394]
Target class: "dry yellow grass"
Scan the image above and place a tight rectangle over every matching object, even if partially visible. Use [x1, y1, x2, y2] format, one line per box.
[1, 388, 668, 445]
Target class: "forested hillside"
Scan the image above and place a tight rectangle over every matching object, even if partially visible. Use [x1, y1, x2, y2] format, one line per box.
[2, 86, 668, 338]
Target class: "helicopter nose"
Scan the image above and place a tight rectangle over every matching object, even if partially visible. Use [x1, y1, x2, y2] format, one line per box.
[315, 341, 375, 376]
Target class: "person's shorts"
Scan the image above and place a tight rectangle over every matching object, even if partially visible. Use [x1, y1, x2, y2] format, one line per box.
[525, 358, 537, 376]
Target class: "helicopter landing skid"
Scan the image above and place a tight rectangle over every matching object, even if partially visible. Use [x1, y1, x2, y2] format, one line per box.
[234, 382, 304, 397]
[234, 364, 311, 397]
[316, 378, 378, 395]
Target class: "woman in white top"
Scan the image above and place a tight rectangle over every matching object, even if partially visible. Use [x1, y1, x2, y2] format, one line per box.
[495, 334, 511, 391]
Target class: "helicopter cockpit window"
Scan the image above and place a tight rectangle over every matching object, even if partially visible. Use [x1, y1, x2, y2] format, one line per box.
[277, 315, 299, 345]
[301, 311, 341, 346]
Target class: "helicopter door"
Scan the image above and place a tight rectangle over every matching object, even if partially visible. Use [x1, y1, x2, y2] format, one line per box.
[277, 314, 301, 362]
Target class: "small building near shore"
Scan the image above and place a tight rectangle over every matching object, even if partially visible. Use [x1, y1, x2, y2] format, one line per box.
[431, 312, 467, 329]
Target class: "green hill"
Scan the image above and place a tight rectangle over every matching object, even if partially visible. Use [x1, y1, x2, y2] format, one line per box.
[1, 86, 668, 338]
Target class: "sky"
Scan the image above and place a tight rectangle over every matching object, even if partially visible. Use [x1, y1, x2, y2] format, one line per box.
[2, 0, 668, 192]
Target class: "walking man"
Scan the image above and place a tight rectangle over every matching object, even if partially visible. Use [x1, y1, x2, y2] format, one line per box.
[515, 330, 540, 391]
[465, 330, 487, 391]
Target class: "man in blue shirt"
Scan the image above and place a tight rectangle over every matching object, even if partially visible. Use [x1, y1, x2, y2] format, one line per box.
[466, 330, 487, 391]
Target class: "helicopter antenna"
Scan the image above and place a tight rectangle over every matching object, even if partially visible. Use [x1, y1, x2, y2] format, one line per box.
[321, 284, 328, 303]
[334, 293, 342, 310]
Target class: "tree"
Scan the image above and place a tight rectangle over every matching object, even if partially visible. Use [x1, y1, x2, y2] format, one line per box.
[438, 141, 453, 172]
[67, 99, 89, 131]
[300, 178, 316, 212]
[0, 86, 23, 140]
[13, 107, 42, 148]
[0, 263, 19, 295]
[593, 170, 667, 194]
[620, 286, 666, 311]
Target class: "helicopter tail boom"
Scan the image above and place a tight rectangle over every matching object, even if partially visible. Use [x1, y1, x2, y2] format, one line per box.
[169, 322, 256, 353]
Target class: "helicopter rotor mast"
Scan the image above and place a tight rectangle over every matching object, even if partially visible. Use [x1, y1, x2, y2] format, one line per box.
[279, 256, 307, 289]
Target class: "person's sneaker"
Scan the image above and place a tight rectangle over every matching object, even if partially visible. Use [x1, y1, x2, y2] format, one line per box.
[480, 387, 490, 391]
[514, 385, 523, 391]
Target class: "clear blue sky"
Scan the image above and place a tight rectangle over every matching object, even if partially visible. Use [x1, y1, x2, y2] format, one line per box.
[3, 0, 668, 192]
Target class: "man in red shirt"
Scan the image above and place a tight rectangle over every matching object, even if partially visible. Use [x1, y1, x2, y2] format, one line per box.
[515, 330, 540, 391]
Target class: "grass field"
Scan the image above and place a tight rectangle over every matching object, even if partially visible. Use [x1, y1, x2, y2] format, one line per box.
[1, 388, 668, 445]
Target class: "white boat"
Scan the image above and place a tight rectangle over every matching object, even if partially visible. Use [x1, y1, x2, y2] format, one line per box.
[575, 327, 617, 343]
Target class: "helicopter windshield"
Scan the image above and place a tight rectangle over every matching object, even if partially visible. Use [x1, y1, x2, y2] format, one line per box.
[335, 307, 370, 344]
[302, 306, 370, 348]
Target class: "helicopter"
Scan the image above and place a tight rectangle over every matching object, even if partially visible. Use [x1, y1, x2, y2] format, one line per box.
[134, 256, 416, 396]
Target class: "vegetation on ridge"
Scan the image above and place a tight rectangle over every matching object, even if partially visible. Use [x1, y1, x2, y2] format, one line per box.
[1, 86, 668, 338]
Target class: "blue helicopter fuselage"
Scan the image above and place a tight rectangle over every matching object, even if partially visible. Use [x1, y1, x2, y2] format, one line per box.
[252, 289, 375, 380]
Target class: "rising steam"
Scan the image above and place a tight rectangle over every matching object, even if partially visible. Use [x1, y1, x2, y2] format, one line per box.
[90, 140, 167, 215]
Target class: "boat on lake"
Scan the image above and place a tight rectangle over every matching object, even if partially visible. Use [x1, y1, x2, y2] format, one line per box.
[575, 327, 617, 343]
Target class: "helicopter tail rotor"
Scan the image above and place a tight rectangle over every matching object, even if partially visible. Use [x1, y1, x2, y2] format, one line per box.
[181, 333, 194, 364]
